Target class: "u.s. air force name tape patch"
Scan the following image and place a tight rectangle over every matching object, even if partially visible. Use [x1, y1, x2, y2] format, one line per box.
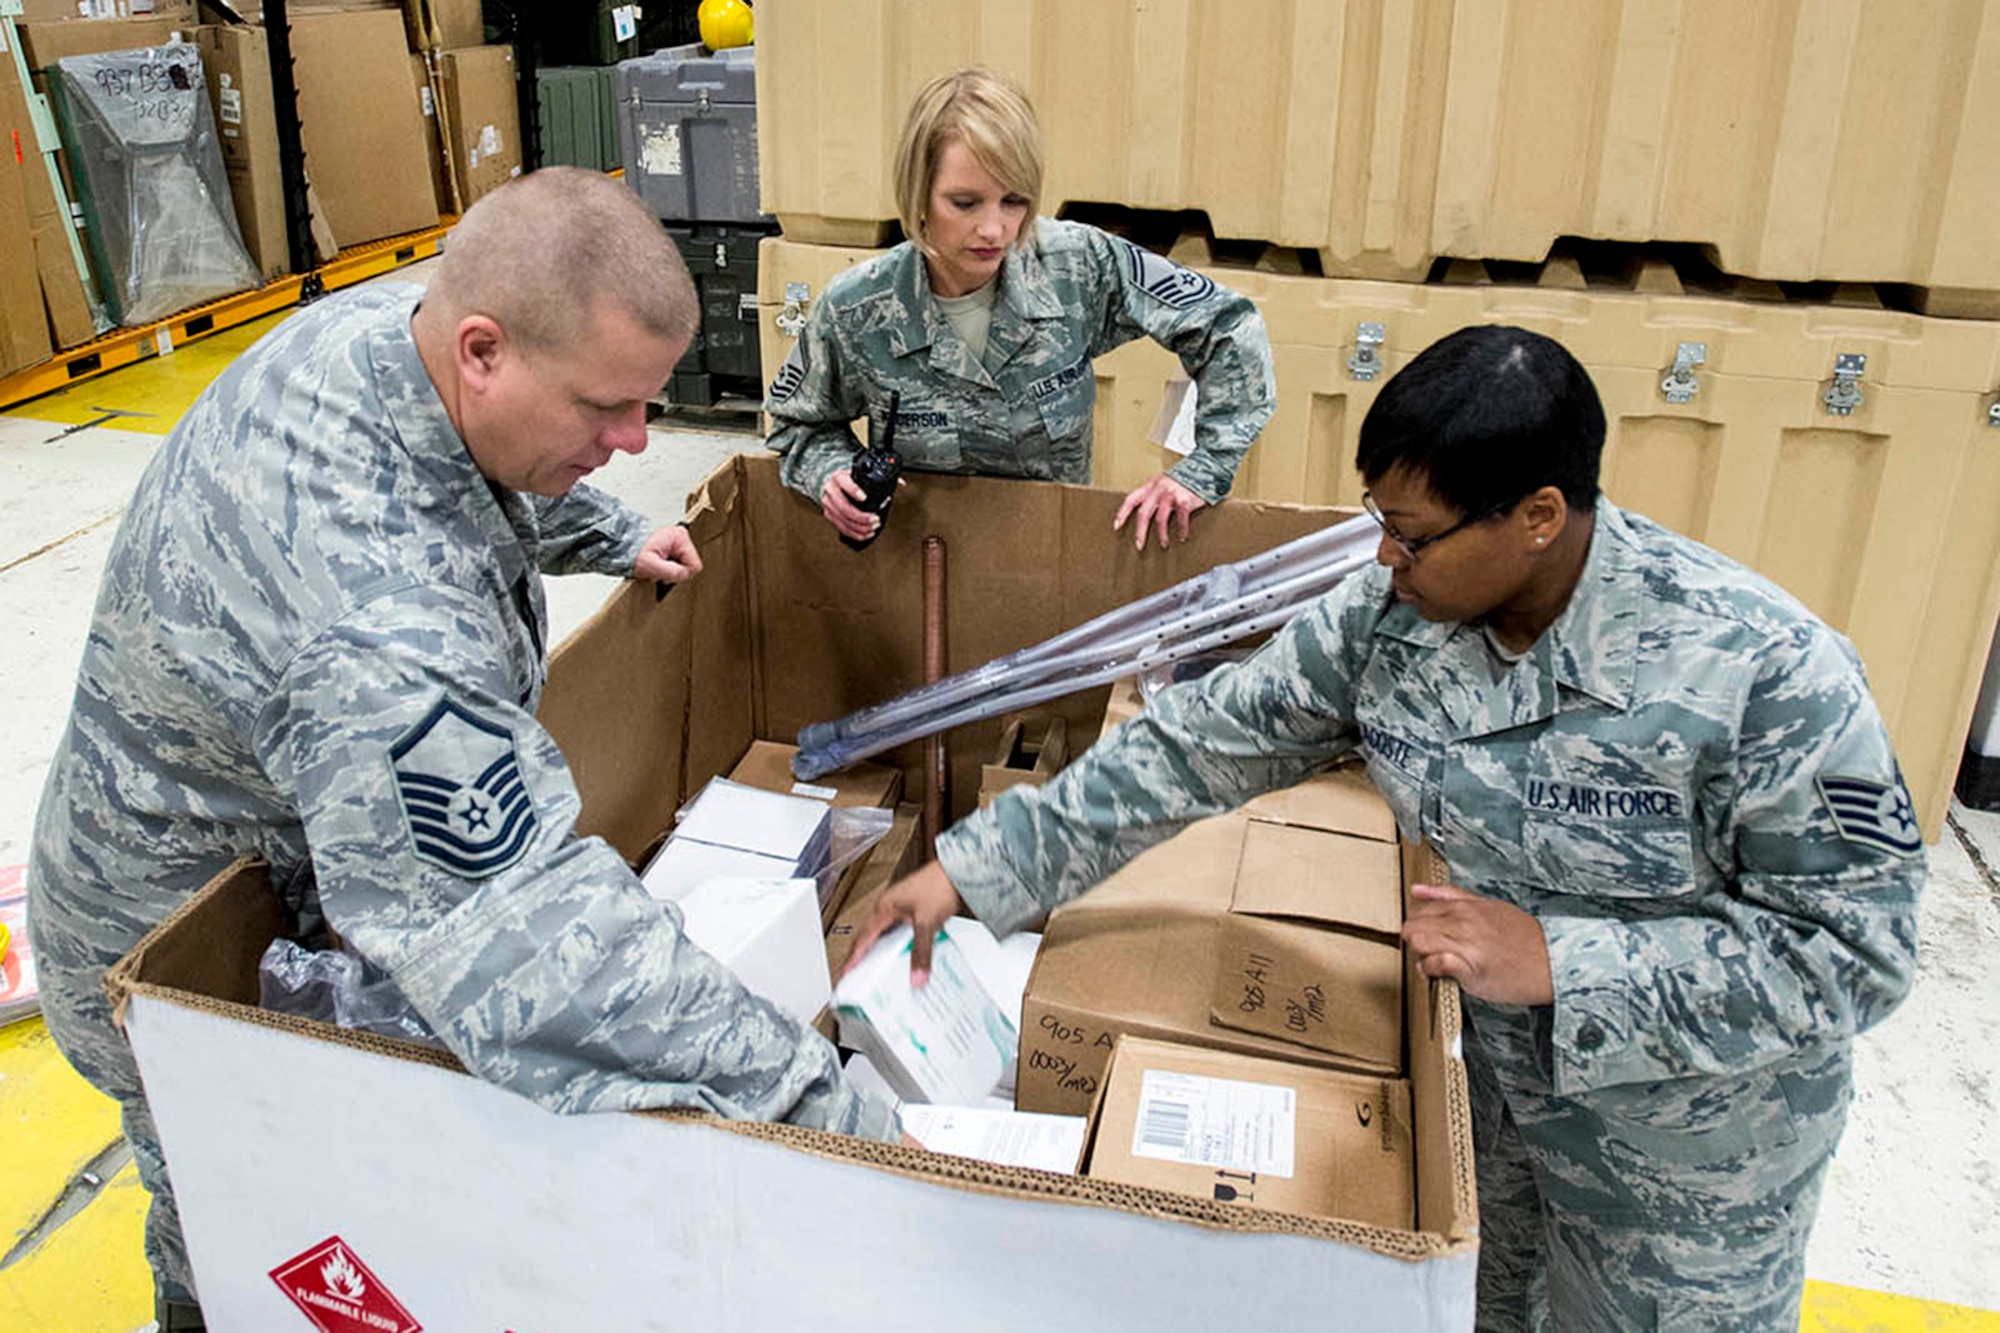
[390, 698, 538, 878]
[1816, 774, 1922, 855]
[1119, 238, 1216, 309]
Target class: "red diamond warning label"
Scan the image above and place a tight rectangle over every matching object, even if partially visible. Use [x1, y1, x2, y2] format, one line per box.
[269, 1235, 423, 1333]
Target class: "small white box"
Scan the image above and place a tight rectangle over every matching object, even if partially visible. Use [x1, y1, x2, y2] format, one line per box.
[641, 838, 799, 902]
[834, 920, 1018, 1107]
[676, 778, 832, 871]
[673, 877, 830, 1028]
[898, 1104, 1087, 1174]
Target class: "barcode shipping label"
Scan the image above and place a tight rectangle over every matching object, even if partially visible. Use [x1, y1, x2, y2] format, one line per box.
[1132, 1069, 1296, 1177]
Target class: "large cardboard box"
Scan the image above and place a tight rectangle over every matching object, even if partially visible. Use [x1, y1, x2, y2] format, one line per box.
[437, 44, 518, 208]
[16, 16, 181, 69]
[195, 24, 286, 280]
[408, 53, 451, 214]
[0, 54, 55, 376]
[0, 30, 96, 348]
[1083, 1036, 1415, 1231]
[107, 458, 1477, 1330]
[288, 7, 438, 247]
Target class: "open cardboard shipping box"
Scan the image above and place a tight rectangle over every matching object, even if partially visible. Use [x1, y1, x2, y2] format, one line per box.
[108, 456, 1477, 1332]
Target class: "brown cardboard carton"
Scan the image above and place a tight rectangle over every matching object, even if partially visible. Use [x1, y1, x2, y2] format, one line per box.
[976, 712, 1067, 809]
[423, 0, 482, 51]
[730, 740, 902, 811]
[16, 16, 180, 69]
[409, 53, 451, 214]
[1016, 769, 1405, 1116]
[1082, 1035, 1414, 1230]
[195, 24, 287, 280]
[437, 45, 517, 209]
[288, 8, 438, 247]
[1017, 814, 1385, 1117]
[1208, 820, 1403, 1062]
[0, 38, 95, 348]
[0, 93, 55, 376]
[823, 803, 922, 967]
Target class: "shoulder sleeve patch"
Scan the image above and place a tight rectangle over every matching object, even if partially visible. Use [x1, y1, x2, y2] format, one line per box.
[1117, 238, 1217, 310]
[768, 342, 807, 404]
[1816, 774, 1922, 856]
[390, 699, 539, 878]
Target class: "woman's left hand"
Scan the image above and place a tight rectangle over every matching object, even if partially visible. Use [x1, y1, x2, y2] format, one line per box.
[1114, 473, 1207, 550]
[634, 524, 703, 585]
[1402, 882, 1555, 1006]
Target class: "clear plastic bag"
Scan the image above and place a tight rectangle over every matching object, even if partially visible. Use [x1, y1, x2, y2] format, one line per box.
[258, 939, 440, 1047]
[51, 44, 260, 327]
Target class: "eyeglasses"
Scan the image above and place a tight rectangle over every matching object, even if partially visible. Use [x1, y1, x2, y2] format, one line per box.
[1362, 491, 1514, 563]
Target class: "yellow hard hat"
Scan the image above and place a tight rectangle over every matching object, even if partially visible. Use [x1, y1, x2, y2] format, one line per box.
[698, 0, 754, 51]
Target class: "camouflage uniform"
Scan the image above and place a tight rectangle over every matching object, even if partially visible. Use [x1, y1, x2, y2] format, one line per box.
[764, 217, 1275, 505]
[28, 284, 896, 1305]
[939, 500, 1922, 1331]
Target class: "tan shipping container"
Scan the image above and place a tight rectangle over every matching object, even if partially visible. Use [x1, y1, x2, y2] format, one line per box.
[757, 234, 2000, 840]
[756, 0, 2000, 300]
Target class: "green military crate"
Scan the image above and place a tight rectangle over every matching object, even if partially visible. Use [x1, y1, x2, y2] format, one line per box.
[536, 66, 621, 171]
[664, 222, 776, 406]
[535, 0, 641, 67]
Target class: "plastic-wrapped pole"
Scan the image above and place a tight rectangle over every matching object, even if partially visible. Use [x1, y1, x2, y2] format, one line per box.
[793, 513, 1381, 781]
[922, 535, 949, 857]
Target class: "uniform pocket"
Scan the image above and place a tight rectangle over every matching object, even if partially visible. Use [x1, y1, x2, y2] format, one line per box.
[1523, 805, 1696, 900]
[888, 398, 962, 470]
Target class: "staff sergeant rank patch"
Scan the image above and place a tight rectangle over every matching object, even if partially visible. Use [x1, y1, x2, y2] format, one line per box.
[391, 698, 539, 878]
[1816, 774, 1922, 855]
[1118, 238, 1216, 309]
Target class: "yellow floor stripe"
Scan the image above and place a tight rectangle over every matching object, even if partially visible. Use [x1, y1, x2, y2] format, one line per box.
[1803, 1280, 2000, 1331]
[0, 1019, 123, 1247]
[2, 310, 292, 434]
[0, 1159, 151, 1333]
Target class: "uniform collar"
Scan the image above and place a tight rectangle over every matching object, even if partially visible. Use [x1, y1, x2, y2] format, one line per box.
[368, 287, 537, 580]
[1543, 496, 1640, 711]
[886, 231, 1068, 384]
[1372, 495, 1639, 740]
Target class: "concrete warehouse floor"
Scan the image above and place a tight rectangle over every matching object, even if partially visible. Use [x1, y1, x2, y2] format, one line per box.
[0, 261, 1995, 1331]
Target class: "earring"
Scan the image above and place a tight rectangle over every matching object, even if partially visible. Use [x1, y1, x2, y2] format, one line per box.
[1535, 536, 1546, 545]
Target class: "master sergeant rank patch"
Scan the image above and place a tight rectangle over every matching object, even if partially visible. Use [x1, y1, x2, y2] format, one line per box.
[390, 699, 538, 879]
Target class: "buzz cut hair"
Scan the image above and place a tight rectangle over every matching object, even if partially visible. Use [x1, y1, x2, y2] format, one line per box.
[893, 66, 1044, 258]
[429, 167, 698, 354]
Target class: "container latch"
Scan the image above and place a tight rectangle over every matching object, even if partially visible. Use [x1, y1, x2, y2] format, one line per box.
[737, 293, 759, 321]
[776, 281, 811, 338]
[1823, 353, 1866, 416]
[697, 88, 712, 116]
[1987, 395, 2000, 427]
[1347, 322, 1386, 381]
[1660, 341, 1705, 403]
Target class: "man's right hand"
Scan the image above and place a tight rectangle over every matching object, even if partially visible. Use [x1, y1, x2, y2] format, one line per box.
[820, 469, 881, 543]
[843, 860, 966, 987]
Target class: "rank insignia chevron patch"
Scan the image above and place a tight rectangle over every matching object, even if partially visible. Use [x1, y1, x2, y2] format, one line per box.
[1118, 238, 1217, 309]
[390, 699, 538, 878]
[1816, 774, 1922, 856]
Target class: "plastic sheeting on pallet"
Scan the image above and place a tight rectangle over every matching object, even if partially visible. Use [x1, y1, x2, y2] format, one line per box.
[755, 0, 2000, 301]
[50, 44, 259, 328]
[756, 234, 2000, 839]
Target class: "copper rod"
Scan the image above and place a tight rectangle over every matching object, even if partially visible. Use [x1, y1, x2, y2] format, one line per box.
[922, 534, 949, 858]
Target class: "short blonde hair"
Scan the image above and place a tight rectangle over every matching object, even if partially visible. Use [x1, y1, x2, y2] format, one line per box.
[432, 167, 697, 353]
[893, 67, 1043, 255]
